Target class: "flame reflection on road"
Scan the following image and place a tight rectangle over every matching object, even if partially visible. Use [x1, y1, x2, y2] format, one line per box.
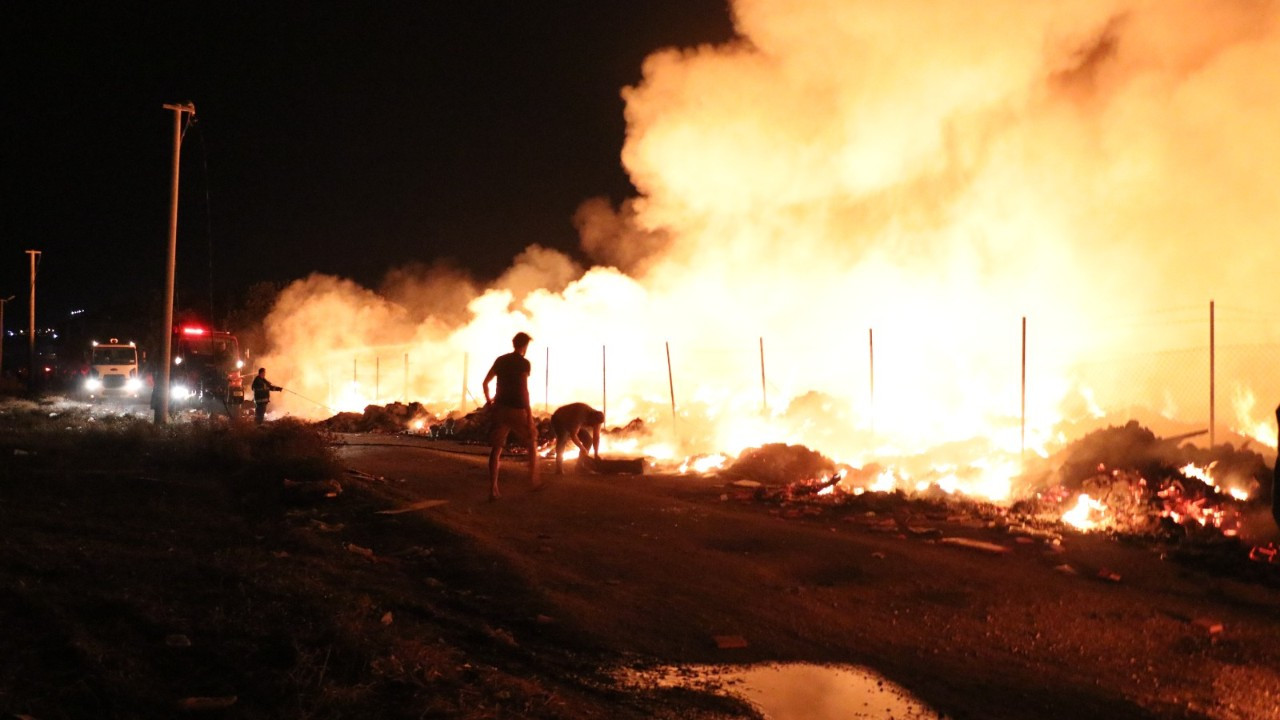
[624, 662, 940, 719]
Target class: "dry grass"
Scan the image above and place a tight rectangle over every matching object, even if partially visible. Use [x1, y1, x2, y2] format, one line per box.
[0, 399, 756, 719]
[0, 400, 343, 485]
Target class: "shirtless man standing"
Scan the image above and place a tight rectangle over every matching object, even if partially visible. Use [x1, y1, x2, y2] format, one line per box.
[551, 402, 604, 475]
[482, 332, 541, 500]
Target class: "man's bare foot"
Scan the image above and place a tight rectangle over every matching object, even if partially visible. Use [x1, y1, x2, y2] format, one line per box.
[489, 489, 501, 501]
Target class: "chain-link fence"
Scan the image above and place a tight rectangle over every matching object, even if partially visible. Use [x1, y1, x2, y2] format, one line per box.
[313, 303, 1280, 455]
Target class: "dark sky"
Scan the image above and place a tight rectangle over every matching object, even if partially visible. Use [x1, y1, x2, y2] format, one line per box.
[1, 2, 735, 333]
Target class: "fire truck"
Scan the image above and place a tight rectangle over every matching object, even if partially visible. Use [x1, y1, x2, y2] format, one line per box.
[168, 325, 246, 412]
[84, 338, 144, 400]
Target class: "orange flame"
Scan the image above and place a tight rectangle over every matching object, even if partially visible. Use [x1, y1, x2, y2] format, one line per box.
[258, 0, 1280, 514]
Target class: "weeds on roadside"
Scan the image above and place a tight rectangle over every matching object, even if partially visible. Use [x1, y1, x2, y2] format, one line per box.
[0, 403, 342, 486]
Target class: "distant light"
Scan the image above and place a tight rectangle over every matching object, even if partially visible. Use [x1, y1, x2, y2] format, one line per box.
[174, 357, 183, 365]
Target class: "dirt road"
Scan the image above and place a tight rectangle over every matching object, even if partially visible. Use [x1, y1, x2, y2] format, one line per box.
[339, 435, 1280, 720]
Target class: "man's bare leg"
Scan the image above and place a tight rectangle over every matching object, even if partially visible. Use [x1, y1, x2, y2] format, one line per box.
[555, 435, 567, 475]
[489, 425, 510, 500]
[525, 411, 542, 490]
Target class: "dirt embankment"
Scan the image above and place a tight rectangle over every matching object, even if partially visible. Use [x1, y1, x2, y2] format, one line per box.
[0, 402, 746, 720]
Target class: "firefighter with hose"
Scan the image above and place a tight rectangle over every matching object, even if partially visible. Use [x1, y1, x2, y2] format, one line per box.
[252, 367, 283, 425]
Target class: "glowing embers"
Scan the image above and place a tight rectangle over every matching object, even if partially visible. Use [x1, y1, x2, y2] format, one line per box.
[677, 453, 729, 474]
[1178, 462, 1250, 502]
[1048, 462, 1251, 536]
[1061, 493, 1108, 531]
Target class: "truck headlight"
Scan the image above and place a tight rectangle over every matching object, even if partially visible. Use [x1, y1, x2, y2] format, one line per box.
[171, 385, 191, 400]
[85, 378, 101, 391]
[125, 378, 143, 392]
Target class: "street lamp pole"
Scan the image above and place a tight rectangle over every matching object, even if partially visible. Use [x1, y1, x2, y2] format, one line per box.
[0, 295, 14, 379]
[157, 102, 195, 424]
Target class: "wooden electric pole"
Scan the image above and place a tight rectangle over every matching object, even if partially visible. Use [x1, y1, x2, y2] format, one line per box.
[157, 102, 195, 424]
[25, 250, 40, 389]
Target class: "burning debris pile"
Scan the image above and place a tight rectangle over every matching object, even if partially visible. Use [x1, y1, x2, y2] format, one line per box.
[318, 403, 649, 462]
[721, 443, 837, 486]
[315, 402, 436, 434]
[1020, 421, 1271, 537]
[716, 421, 1277, 583]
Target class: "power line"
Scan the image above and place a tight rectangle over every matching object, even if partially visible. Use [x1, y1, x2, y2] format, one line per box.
[192, 119, 217, 324]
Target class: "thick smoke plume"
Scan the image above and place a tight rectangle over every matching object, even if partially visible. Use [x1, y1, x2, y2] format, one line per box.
[260, 0, 1280, 495]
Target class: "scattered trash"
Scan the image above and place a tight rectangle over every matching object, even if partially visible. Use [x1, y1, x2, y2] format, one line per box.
[938, 537, 1010, 555]
[177, 695, 237, 710]
[309, 519, 344, 532]
[585, 456, 646, 474]
[380, 611, 393, 625]
[536, 614, 555, 624]
[1097, 568, 1122, 583]
[346, 543, 375, 559]
[165, 634, 192, 648]
[1054, 564, 1078, 575]
[1249, 543, 1277, 564]
[345, 468, 385, 482]
[1192, 617, 1223, 635]
[375, 499, 448, 515]
[486, 626, 518, 647]
[713, 635, 749, 649]
[283, 478, 343, 500]
[732, 480, 762, 488]
[389, 546, 433, 560]
[13, 448, 30, 456]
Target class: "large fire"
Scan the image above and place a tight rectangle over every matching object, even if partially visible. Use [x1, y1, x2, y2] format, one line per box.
[260, 1, 1280, 522]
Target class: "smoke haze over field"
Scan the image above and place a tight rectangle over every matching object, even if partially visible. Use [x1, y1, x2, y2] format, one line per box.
[261, 0, 1280, 492]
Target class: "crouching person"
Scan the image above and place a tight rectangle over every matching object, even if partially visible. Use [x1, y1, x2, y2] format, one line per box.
[551, 402, 604, 475]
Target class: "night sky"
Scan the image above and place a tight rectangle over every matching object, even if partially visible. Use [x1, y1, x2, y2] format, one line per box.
[1, 2, 735, 336]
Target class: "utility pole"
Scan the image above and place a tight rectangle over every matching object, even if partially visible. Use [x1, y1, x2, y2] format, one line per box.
[157, 102, 196, 424]
[0, 295, 14, 379]
[25, 250, 40, 389]
[1209, 300, 1215, 448]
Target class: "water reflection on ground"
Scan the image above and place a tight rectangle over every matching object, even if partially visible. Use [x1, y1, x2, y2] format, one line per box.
[627, 662, 942, 719]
